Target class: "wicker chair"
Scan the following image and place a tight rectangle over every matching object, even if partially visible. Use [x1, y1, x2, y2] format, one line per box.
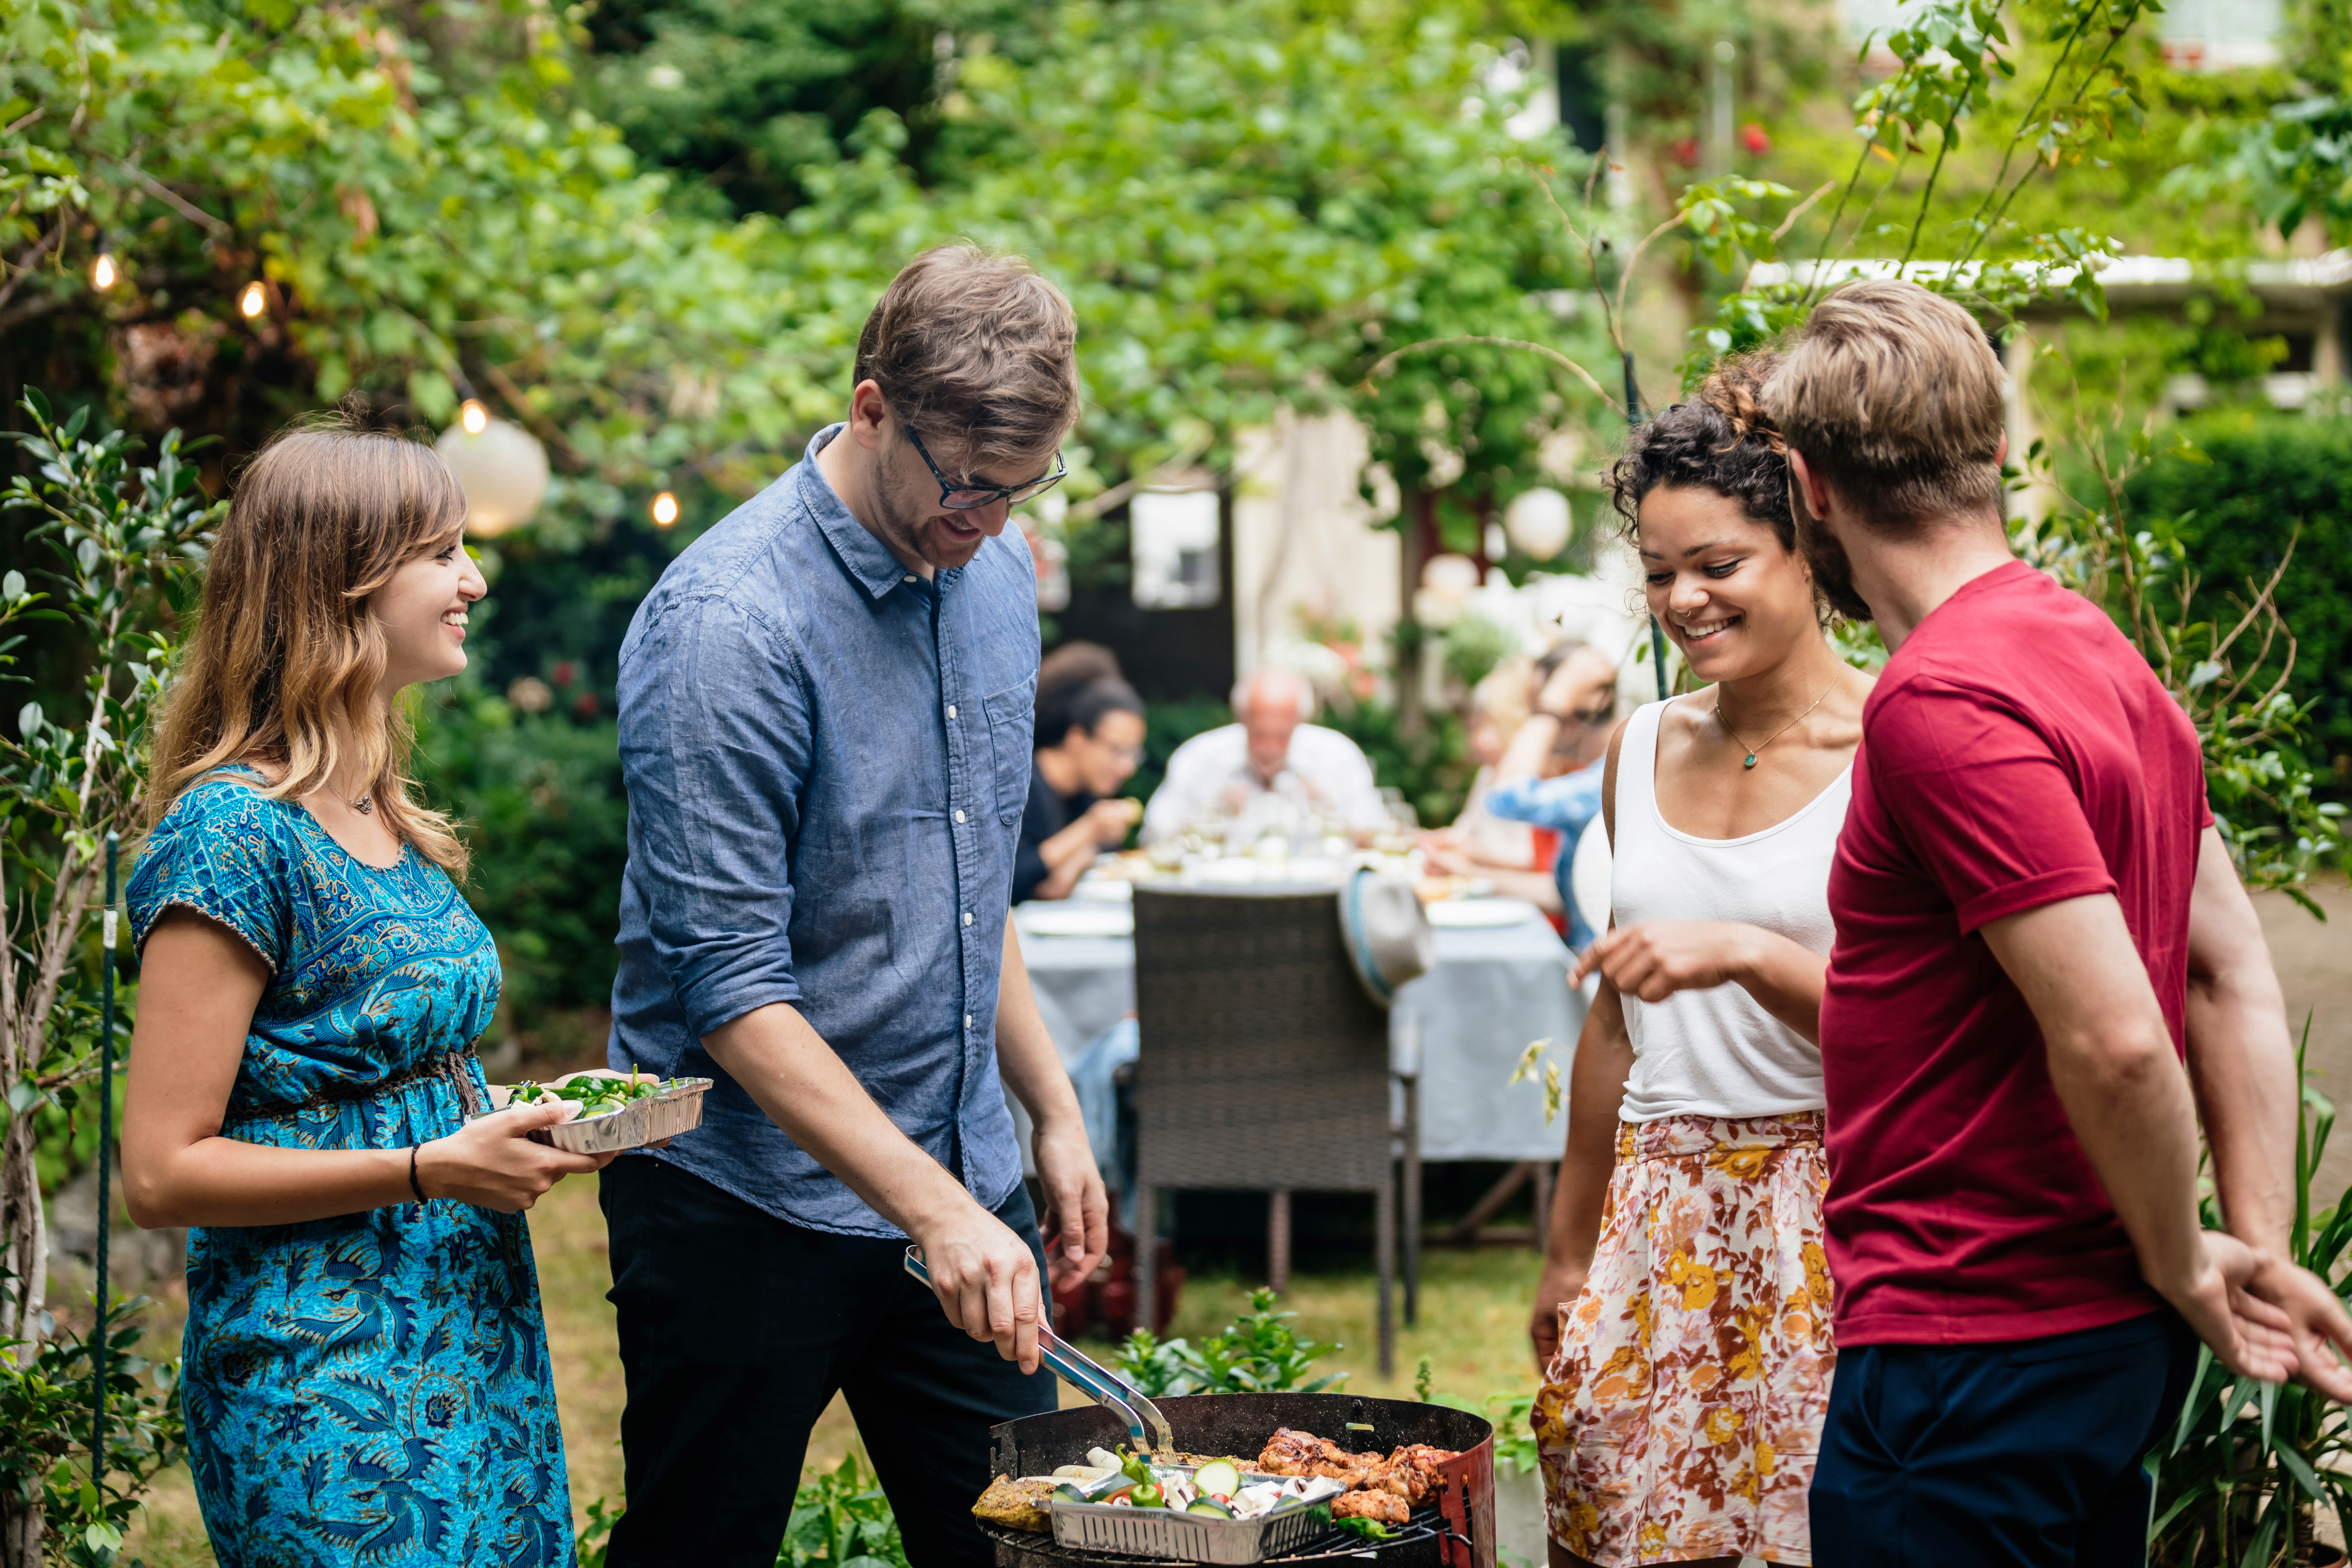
[1130, 883, 1398, 1374]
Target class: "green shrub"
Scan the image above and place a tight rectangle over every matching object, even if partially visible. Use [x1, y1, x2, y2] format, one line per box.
[2126, 414, 2352, 790]
[0, 1276, 187, 1568]
[577, 1451, 908, 1568]
[1115, 1286, 1347, 1399]
[2150, 1030, 2352, 1564]
[413, 687, 630, 1022]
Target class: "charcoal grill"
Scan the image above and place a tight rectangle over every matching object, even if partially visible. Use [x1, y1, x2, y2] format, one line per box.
[981, 1392, 1496, 1568]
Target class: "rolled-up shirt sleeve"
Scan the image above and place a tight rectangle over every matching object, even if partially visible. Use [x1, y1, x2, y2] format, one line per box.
[618, 592, 810, 1037]
[1865, 680, 2117, 935]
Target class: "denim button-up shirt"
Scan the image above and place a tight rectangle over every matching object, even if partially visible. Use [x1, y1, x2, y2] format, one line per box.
[608, 425, 1039, 1237]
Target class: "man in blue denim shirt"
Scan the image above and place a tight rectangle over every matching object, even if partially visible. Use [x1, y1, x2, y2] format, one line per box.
[600, 246, 1108, 1568]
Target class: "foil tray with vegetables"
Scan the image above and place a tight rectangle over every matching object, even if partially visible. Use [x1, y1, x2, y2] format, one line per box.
[483, 1069, 712, 1155]
[975, 1431, 1456, 1564]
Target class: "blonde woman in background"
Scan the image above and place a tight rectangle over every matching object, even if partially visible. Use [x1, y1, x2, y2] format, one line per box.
[1436, 641, 1620, 948]
[1423, 659, 1554, 902]
[121, 415, 606, 1566]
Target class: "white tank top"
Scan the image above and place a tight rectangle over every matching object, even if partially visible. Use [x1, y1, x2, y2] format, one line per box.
[1610, 698, 1847, 1122]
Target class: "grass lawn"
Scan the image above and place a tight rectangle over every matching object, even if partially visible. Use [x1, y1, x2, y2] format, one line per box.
[121, 1175, 1550, 1563]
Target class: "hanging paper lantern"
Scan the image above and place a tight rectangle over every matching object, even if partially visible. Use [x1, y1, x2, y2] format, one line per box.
[1504, 488, 1573, 560]
[436, 413, 548, 537]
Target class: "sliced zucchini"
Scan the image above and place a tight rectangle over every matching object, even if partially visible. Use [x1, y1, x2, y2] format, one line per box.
[1192, 1460, 1242, 1498]
[1186, 1499, 1236, 1520]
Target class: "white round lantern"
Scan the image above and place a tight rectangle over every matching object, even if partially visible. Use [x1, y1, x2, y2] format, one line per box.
[436, 413, 549, 537]
[1504, 487, 1573, 560]
[1414, 552, 1480, 629]
[1420, 552, 1482, 597]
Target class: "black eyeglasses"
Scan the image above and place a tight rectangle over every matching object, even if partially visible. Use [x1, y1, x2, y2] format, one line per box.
[905, 425, 1068, 511]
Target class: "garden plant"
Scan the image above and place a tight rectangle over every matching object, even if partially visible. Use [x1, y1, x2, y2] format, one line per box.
[2150, 1031, 2352, 1567]
[0, 390, 214, 1565]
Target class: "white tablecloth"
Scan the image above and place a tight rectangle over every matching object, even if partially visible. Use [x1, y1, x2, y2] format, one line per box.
[1013, 901, 1581, 1164]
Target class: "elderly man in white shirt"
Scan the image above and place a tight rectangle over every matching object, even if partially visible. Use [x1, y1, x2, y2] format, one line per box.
[1142, 666, 1388, 846]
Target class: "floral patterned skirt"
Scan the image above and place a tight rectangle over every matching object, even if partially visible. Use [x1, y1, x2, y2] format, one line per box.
[1532, 1112, 1834, 1566]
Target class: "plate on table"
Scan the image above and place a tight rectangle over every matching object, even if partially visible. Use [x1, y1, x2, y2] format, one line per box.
[1424, 897, 1540, 929]
[1072, 877, 1135, 903]
[1019, 903, 1135, 938]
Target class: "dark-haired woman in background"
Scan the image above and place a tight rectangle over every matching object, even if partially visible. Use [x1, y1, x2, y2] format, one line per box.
[1527, 355, 1871, 1568]
[1015, 676, 1147, 902]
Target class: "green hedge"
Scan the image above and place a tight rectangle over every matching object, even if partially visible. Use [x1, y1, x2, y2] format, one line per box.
[2126, 414, 2352, 787]
[415, 690, 631, 1022]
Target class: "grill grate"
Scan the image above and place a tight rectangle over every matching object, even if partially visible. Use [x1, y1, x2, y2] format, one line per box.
[985, 1392, 1494, 1568]
[980, 1508, 1452, 1568]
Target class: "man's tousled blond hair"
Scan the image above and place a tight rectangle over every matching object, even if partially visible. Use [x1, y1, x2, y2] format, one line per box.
[1766, 279, 2006, 528]
[854, 243, 1081, 468]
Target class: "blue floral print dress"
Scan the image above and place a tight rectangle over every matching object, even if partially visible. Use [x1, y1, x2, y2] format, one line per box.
[128, 776, 574, 1568]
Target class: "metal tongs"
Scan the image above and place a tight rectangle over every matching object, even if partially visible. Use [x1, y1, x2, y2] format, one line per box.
[903, 1244, 1174, 1456]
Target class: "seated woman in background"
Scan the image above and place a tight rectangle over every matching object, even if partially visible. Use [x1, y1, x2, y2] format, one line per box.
[1430, 640, 1619, 947]
[1016, 673, 1147, 901]
[1422, 660, 1562, 915]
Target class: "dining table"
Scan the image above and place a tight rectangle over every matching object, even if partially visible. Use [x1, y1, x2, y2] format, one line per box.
[1009, 884, 1584, 1168]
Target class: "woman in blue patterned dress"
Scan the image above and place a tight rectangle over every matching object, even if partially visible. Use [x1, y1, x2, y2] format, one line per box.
[120, 419, 611, 1567]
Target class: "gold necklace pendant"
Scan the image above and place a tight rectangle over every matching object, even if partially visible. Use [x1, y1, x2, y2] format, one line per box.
[1718, 676, 1835, 774]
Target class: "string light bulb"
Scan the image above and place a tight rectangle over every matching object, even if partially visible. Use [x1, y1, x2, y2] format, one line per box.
[239, 281, 266, 318]
[650, 491, 680, 527]
[91, 252, 118, 291]
[460, 399, 489, 436]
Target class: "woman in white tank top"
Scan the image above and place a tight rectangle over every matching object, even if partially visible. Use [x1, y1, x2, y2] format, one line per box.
[1526, 356, 1875, 1568]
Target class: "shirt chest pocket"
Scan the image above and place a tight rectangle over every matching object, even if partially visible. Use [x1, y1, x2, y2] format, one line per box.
[980, 672, 1038, 826]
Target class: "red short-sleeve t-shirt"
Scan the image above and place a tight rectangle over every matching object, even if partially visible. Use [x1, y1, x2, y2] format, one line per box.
[1821, 559, 2210, 1346]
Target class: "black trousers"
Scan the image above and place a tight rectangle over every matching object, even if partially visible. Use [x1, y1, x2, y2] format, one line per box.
[1811, 1308, 2198, 1568]
[600, 1156, 1058, 1568]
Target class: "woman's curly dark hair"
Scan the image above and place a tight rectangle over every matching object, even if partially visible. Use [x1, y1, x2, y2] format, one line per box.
[1607, 352, 1870, 622]
[1609, 353, 1794, 550]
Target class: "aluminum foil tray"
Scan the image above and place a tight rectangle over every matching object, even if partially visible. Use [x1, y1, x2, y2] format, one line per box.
[485, 1072, 712, 1155]
[1049, 1471, 1347, 1564]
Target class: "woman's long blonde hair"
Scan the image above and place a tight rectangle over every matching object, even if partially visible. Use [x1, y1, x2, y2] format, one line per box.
[147, 415, 470, 877]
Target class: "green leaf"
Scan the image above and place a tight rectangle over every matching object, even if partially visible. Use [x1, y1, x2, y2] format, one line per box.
[2274, 1439, 2326, 1499]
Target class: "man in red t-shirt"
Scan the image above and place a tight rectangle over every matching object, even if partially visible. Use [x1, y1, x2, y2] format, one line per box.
[1769, 280, 2352, 1567]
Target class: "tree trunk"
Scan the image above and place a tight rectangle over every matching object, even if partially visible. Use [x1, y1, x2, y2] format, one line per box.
[0, 1486, 42, 1568]
[1397, 485, 1433, 737]
[0, 1136, 46, 1568]
[0, 1498, 41, 1568]
[1, 1088, 42, 1351]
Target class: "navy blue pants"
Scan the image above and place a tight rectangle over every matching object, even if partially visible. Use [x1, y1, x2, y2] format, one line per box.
[600, 1156, 1058, 1568]
[1810, 1309, 2198, 1568]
